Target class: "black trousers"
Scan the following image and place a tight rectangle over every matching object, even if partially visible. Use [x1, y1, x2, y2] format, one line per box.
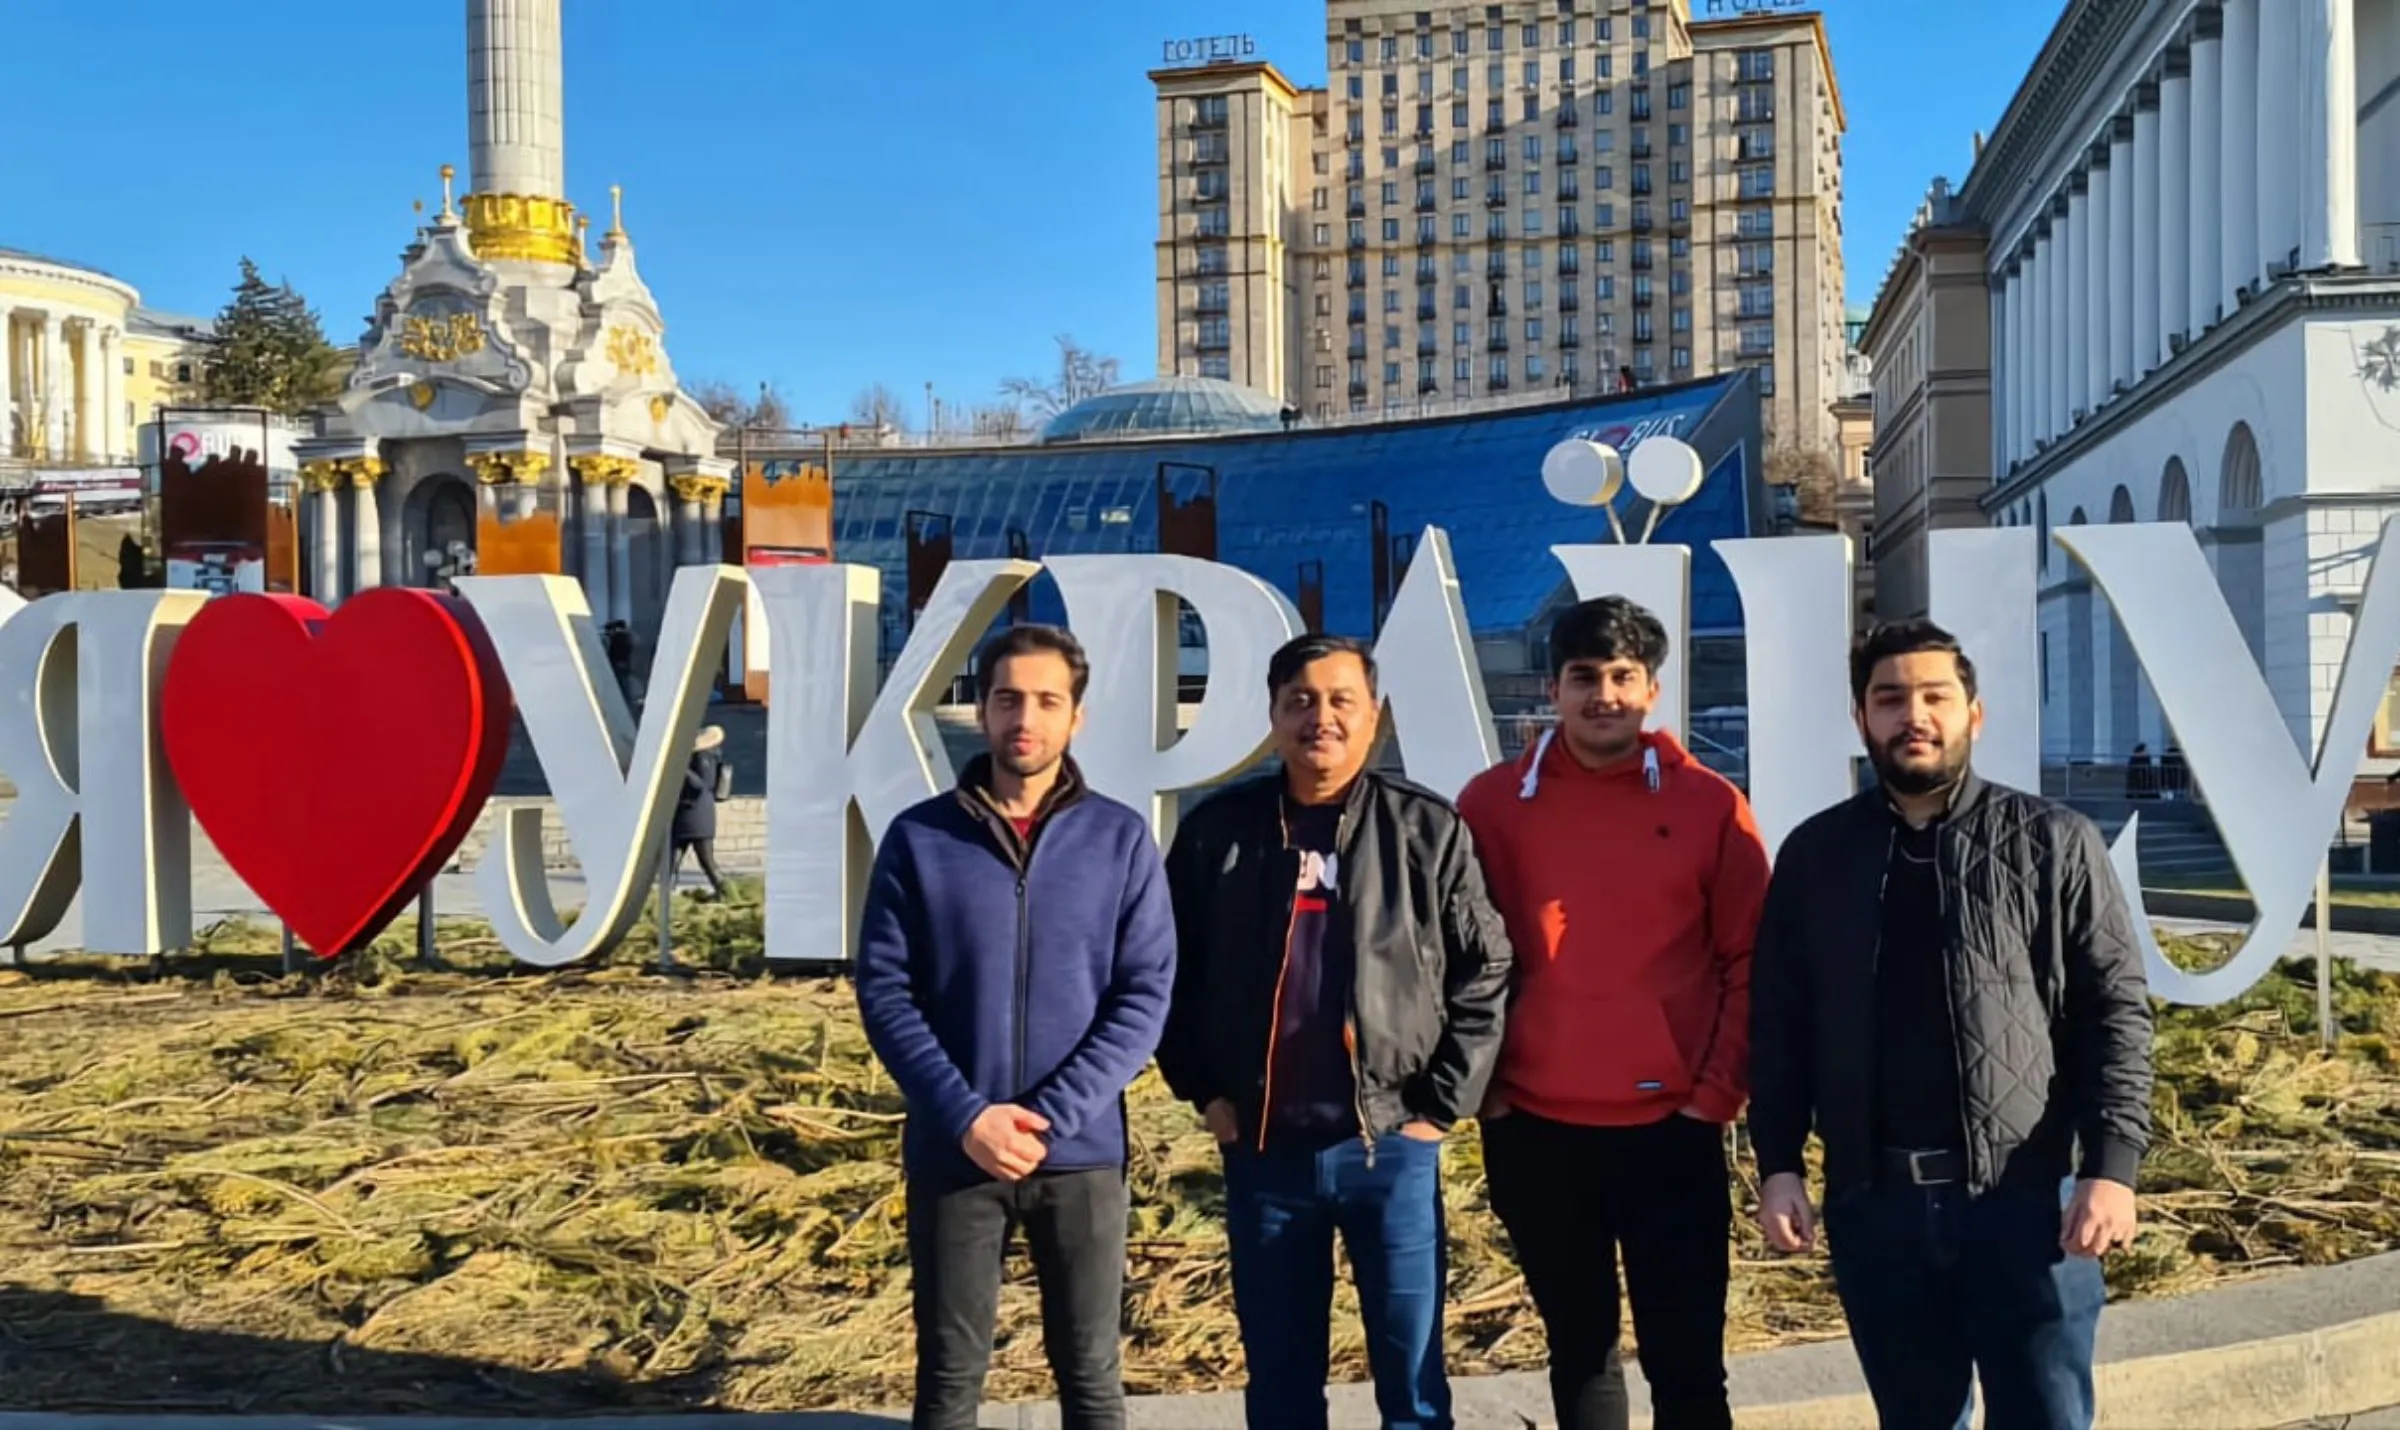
[1481, 1109, 1733, 1430]
[671, 838, 726, 895]
[905, 1166, 1129, 1430]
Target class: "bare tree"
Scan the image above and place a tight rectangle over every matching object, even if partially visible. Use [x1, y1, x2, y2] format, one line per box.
[849, 383, 911, 433]
[689, 379, 793, 431]
[969, 404, 1029, 441]
[1000, 334, 1121, 420]
[1764, 435, 1843, 527]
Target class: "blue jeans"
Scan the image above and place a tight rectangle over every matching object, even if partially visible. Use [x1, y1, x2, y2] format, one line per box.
[1219, 1132, 1451, 1430]
[1823, 1176, 2106, 1430]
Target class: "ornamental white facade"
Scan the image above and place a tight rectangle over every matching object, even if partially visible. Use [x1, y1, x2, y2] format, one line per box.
[1962, 0, 2400, 768]
[294, 0, 726, 648]
[0, 250, 137, 467]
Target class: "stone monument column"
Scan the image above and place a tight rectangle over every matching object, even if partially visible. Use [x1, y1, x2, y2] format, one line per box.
[569, 455, 626, 624]
[669, 473, 707, 565]
[467, 0, 564, 201]
[607, 478, 633, 626]
[301, 461, 344, 602]
[348, 457, 388, 590]
[700, 480, 726, 567]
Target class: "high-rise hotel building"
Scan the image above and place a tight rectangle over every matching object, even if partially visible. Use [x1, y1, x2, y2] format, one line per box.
[1154, 2, 1849, 452]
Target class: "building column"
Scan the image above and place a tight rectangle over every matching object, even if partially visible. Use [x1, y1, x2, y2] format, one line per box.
[37, 313, 65, 458]
[670, 474, 706, 565]
[2305, 0, 2360, 270]
[2107, 118, 2134, 392]
[2258, 0, 2301, 278]
[701, 484, 725, 565]
[349, 458, 386, 590]
[2221, 0, 2260, 302]
[2132, 90, 2161, 376]
[2051, 204, 2073, 434]
[2066, 184, 2089, 420]
[0, 312, 14, 458]
[2000, 267, 2020, 469]
[606, 478, 633, 627]
[71, 321, 96, 462]
[2086, 155, 2111, 411]
[2160, 55, 2192, 353]
[2189, 13, 2223, 334]
[570, 455, 628, 624]
[302, 462, 344, 602]
[97, 328, 120, 462]
[2032, 241, 2053, 443]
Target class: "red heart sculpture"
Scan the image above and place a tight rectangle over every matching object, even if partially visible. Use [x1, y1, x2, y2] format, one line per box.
[161, 587, 514, 957]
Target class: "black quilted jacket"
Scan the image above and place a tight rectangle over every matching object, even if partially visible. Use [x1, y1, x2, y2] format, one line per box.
[1747, 769, 2154, 1198]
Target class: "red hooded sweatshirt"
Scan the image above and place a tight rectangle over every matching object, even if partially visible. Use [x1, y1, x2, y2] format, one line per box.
[1456, 726, 1770, 1127]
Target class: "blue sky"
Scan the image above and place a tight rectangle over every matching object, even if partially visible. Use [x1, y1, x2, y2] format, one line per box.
[10, 0, 2056, 427]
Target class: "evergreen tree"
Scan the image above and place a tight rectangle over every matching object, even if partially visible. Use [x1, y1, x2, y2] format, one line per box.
[202, 257, 343, 416]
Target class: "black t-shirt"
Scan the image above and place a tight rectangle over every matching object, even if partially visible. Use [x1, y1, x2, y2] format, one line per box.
[1873, 817, 1967, 1153]
[1266, 800, 1360, 1141]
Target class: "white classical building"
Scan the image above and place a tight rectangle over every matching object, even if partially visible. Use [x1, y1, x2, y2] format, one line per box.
[1963, 0, 2400, 766]
[293, 0, 728, 641]
[1, 249, 137, 467]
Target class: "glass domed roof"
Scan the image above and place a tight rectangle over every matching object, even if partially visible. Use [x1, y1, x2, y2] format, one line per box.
[1038, 376, 1289, 444]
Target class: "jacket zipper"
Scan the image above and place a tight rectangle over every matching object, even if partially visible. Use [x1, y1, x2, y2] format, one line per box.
[1335, 802, 1376, 1169]
[1256, 801, 1301, 1153]
[1934, 825, 1972, 1187]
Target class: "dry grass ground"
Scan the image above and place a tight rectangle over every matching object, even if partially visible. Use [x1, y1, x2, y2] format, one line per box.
[0, 893, 2396, 1414]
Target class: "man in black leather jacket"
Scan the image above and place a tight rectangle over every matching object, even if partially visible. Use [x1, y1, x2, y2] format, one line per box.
[1158, 633, 1514, 1430]
[1749, 619, 2153, 1430]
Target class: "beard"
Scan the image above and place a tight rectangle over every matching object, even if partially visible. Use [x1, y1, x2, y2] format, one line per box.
[1868, 730, 1969, 797]
[992, 742, 1059, 779]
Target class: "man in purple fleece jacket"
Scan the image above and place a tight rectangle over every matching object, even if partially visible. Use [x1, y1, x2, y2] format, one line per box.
[853, 623, 1176, 1430]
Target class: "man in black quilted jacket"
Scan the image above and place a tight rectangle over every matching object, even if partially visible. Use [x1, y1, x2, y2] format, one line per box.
[1747, 618, 2153, 1430]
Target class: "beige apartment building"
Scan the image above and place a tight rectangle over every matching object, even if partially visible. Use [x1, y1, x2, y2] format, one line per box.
[1154, 1, 1849, 456]
[1856, 177, 1991, 621]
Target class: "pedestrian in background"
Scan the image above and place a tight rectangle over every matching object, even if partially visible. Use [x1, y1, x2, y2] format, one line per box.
[672, 725, 730, 901]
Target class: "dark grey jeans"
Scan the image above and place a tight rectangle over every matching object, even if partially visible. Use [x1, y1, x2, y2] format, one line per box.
[905, 1166, 1129, 1430]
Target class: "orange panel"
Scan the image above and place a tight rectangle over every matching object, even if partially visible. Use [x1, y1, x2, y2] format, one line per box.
[476, 504, 563, 576]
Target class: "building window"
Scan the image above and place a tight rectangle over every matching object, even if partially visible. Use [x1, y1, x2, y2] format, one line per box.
[1386, 361, 1401, 383]
[1313, 223, 1331, 246]
[1524, 59, 1539, 85]
[1456, 356, 1473, 381]
[1527, 355, 1546, 380]
[1384, 218, 1402, 240]
[1455, 321, 1472, 344]
[1669, 83, 1689, 110]
[1201, 356, 1231, 380]
[1739, 49, 1775, 82]
[1738, 207, 1774, 237]
[1455, 213, 1473, 236]
[1525, 318, 1543, 341]
[1525, 169, 1543, 194]
[1672, 346, 1690, 371]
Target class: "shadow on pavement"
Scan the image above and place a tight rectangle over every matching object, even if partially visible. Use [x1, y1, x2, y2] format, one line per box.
[0, 1287, 906, 1424]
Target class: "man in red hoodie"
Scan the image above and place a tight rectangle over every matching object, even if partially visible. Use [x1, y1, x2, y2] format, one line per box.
[1457, 595, 1770, 1430]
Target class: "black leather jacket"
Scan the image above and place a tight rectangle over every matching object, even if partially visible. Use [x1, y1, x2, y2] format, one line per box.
[1748, 770, 2155, 1199]
[1156, 769, 1515, 1150]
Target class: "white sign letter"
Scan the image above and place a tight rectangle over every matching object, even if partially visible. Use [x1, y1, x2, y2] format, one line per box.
[457, 567, 747, 968]
[1370, 527, 1500, 802]
[758, 558, 1038, 963]
[1927, 526, 2043, 796]
[1046, 554, 1301, 845]
[2057, 520, 2400, 1004]
[1550, 542, 1694, 742]
[1717, 534, 1858, 858]
[0, 589, 205, 954]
